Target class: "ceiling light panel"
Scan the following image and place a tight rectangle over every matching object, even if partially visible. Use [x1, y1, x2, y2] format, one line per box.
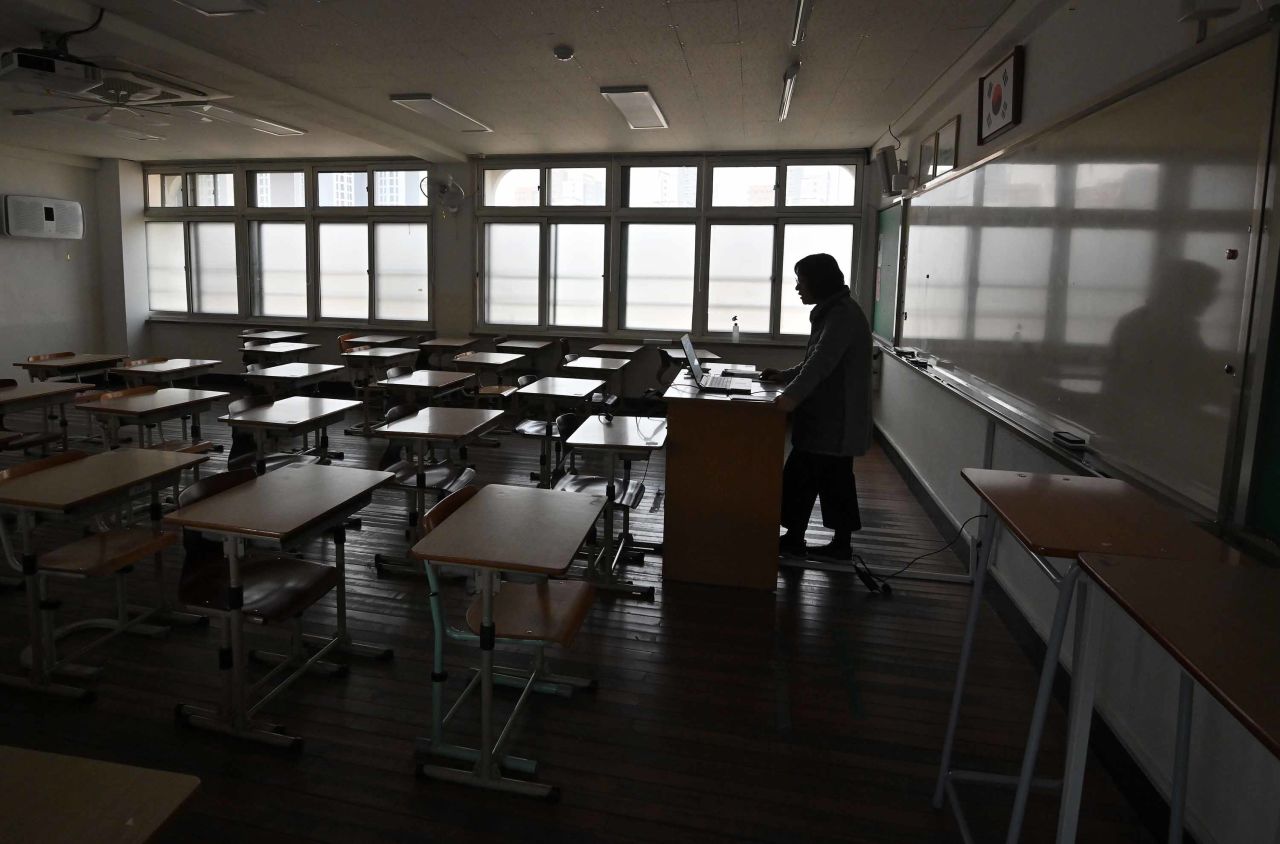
[600, 86, 668, 130]
[171, 0, 266, 15]
[185, 103, 305, 135]
[390, 94, 492, 133]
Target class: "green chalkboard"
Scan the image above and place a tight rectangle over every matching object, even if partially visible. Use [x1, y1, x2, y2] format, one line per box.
[872, 204, 903, 342]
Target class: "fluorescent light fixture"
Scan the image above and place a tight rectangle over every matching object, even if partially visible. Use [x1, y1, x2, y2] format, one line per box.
[600, 86, 668, 130]
[184, 103, 305, 136]
[791, 0, 812, 46]
[778, 62, 800, 122]
[171, 0, 266, 15]
[13, 109, 166, 141]
[390, 93, 493, 133]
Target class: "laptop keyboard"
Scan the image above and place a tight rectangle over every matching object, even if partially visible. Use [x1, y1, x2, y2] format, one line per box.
[701, 376, 739, 391]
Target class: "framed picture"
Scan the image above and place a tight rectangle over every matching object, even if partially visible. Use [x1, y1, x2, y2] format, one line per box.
[978, 46, 1023, 144]
[918, 134, 936, 183]
[934, 116, 959, 176]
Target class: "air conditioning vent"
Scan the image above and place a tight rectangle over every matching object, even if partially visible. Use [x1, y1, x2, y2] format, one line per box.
[4, 196, 84, 240]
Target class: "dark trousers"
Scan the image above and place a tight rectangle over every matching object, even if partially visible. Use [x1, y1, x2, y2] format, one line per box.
[781, 449, 862, 534]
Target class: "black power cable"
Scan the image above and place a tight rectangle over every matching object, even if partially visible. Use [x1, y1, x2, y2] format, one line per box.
[853, 513, 988, 596]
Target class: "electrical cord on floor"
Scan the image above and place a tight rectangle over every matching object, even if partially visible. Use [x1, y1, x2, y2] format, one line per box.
[855, 513, 988, 596]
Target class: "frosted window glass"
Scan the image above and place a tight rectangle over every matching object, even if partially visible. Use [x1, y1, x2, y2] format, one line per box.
[624, 224, 695, 330]
[375, 223, 429, 321]
[319, 223, 369, 319]
[711, 167, 776, 207]
[255, 222, 307, 318]
[780, 224, 854, 335]
[191, 222, 238, 314]
[627, 166, 697, 208]
[485, 223, 540, 325]
[146, 222, 187, 311]
[708, 225, 774, 334]
[484, 169, 540, 207]
[192, 173, 234, 207]
[785, 164, 856, 206]
[550, 223, 605, 327]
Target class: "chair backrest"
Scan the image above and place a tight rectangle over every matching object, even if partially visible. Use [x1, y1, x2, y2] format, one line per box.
[243, 339, 270, 348]
[386, 366, 412, 380]
[421, 485, 480, 534]
[491, 335, 509, 349]
[228, 395, 273, 415]
[27, 352, 74, 363]
[100, 385, 158, 401]
[122, 357, 167, 367]
[559, 337, 572, 359]
[384, 403, 419, 425]
[245, 363, 263, 374]
[516, 374, 539, 388]
[0, 450, 88, 483]
[563, 353, 579, 364]
[337, 332, 360, 353]
[555, 412, 584, 441]
[178, 467, 257, 508]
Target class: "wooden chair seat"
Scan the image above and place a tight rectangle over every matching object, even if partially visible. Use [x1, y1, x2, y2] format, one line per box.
[0, 431, 63, 451]
[477, 385, 518, 399]
[148, 439, 215, 455]
[465, 579, 595, 647]
[179, 554, 338, 624]
[386, 460, 476, 493]
[40, 528, 178, 578]
[554, 474, 646, 509]
[514, 419, 561, 439]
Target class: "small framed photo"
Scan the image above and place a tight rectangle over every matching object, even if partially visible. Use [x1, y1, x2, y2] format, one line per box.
[918, 134, 936, 183]
[978, 46, 1023, 144]
[934, 116, 959, 176]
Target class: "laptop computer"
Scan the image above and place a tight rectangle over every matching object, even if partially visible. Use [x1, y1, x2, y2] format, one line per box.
[680, 334, 752, 394]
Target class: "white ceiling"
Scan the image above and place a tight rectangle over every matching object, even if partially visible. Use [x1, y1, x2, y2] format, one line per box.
[0, 0, 1014, 163]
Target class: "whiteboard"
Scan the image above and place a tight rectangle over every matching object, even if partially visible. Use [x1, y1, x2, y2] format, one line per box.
[900, 35, 1274, 509]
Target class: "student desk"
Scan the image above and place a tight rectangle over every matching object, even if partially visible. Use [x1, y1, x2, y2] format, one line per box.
[240, 329, 308, 342]
[419, 337, 478, 368]
[219, 396, 359, 474]
[341, 347, 418, 434]
[376, 369, 474, 404]
[16, 353, 127, 383]
[935, 469, 1225, 844]
[516, 376, 604, 488]
[661, 371, 784, 590]
[562, 356, 630, 395]
[346, 333, 409, 347]
[588, 342, 644, 357]
[243, 362, 343, 397]
[76, 388, 228, 448]
[0, 381, 84, 451]
[565, 415, 667, 601]
[111, 358, 221, 387]
[0, 449, 208, 697]
[410, 484, 604, 797]
[238, 341, 319, 365]
[452, 350, 528, 384]
[164, 464, 392, 747]
[0, 745, 200, 844]
[662, 347, 720, 362]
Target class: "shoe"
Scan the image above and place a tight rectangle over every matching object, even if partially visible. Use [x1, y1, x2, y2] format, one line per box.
[808, 542, 852, 562]
[779, 535, 808, 558]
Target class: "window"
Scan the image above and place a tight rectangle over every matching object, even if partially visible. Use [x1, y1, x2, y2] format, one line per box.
[318, 223, 369, 319]
[549, 168, 607, 206]
[145, 222, 187, 311]
[627, 166, 697, 208]
[484, 168, 540, 206]
[318, 171, 369, 207]
[708, 225, 774, 334]
[192, 173, 235, 207]
[190, 223, 238, 314]
[252, 171, 305, 208]
[785, 164, 856, 206]
[711, 166, 776, 207]
[374, 169, 430, 207]
[484, 223, 540, 325]
[253, 222, 307, 317]
[624, 223, 696, 330]
[146, 174, 184, 208]
[550, 223, 605, 327]
[781, 224, 855, 335]
[374, 222, 429, 320]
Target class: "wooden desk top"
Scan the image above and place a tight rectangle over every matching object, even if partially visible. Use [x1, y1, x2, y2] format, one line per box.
[377, 407, 504, 441]
[517, 376, 605, 400]
[244, 363, 343, 381]
[16, 353, 126, 371]
[567, 415, 668, 454]
[411, 484, 604, 574]
[453, 351, 526, 368]
[240, 330, 307, 342]
[111, 359, 220, 378]
[0, 745, 199, 844]
[0, 381, 86, 407]
[1078, 549, 1280, 757]
[962, 469, 1224, 560]
[0, 449, 207, 512]
[661, 372, 781, 403]
[77, 388, 229, 417]
[347, 333, 409, 346]
[165, 464, 391, 541]
[219, 396, 360, 430]
[589, 343, 644, 355]
[341, 346, 417, 360]
[497, 339, 553, 351]
[663, 347, 721, 361]
[377, 370, 474, 391]
[238, 342, 318, 355]
[419, 337, 478, 349]
[564, 356, 630, 372]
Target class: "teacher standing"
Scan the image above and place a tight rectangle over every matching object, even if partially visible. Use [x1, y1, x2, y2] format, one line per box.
[762, 253, 873, 561]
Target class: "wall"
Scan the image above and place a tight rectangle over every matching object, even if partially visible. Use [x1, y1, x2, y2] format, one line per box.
[0, 146, 103, 382]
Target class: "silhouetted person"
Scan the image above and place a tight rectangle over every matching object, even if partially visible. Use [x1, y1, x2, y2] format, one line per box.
[763, 254, 872, 561]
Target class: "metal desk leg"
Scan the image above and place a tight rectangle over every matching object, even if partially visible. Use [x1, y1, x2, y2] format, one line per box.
[59, 403, 68, 451]
[539, 397, 554, 488]
[1056, 580, 1100, 843]
[332, 525, 393, 660]
[1168, 673, 1194, 844]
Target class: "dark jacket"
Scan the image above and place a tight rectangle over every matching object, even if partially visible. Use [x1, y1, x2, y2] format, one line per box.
[779, 286, 873, 456]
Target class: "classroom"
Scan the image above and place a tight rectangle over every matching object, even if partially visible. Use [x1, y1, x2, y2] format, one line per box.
[0, 0, 1276, 842]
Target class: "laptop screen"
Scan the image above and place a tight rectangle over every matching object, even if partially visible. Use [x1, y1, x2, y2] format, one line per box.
[679, 333, 704, 382]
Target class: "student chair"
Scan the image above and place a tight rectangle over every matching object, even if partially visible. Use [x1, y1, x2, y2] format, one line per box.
[415, 485, 596, 797]
[375, 403, 476, 518]
[92, 385, 162, 446]
[225, 396, 324, 474]
[551, 412, 646, 507]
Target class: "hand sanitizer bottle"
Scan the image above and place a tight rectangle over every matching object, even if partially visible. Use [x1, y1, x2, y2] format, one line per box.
[731, 315, 740, 343]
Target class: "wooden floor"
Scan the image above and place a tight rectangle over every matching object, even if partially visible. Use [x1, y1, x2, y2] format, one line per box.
[0, 397, 1157, 843]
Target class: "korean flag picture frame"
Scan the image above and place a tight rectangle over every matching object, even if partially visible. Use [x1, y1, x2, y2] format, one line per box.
[978, 46, 1023, 144]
